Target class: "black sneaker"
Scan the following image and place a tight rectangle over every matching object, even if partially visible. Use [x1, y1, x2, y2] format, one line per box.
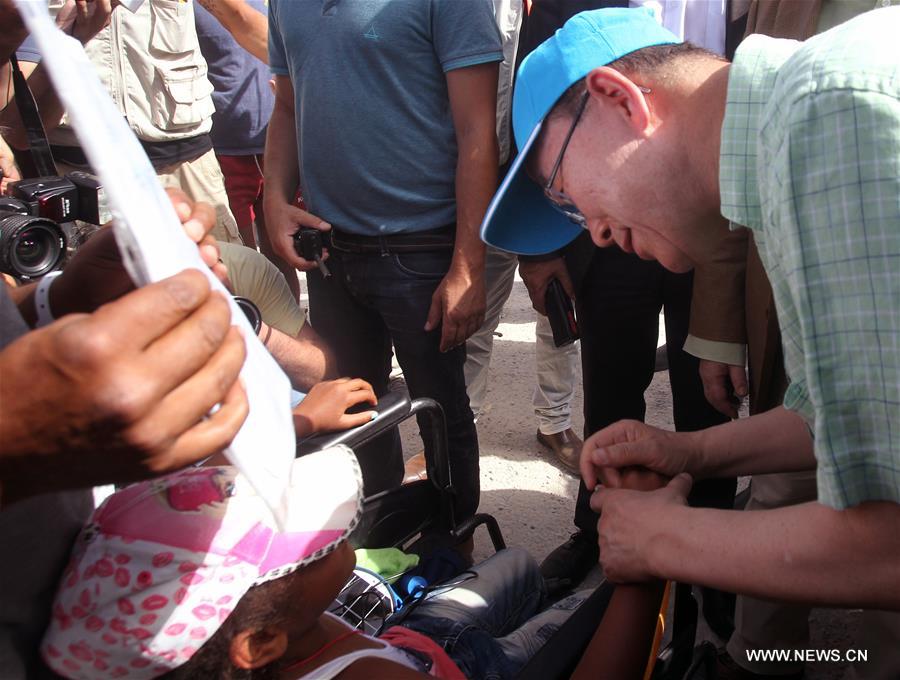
[539, 531, 600, 596]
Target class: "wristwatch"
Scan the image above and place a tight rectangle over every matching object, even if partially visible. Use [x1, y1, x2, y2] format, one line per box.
[232, 295, 262, 335]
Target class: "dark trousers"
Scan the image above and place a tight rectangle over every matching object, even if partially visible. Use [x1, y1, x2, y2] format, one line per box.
[572, 247, 735, 536]
[306, 247, 480, 520]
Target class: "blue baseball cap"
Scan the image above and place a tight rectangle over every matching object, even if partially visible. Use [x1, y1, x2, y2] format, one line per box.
[480, 8, 680, 255]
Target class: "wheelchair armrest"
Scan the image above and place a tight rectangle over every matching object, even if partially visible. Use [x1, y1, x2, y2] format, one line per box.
[296, 389, 412, 456]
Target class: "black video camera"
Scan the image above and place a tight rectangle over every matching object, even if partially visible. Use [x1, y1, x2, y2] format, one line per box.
[0, 173, 107, 281]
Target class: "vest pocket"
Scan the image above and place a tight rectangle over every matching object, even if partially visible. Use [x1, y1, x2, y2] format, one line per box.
[149, 0, 194, 55]
[150, 65, 215, 130]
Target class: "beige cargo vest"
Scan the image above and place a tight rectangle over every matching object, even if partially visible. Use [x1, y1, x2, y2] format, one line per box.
[51, 0, 214, 146]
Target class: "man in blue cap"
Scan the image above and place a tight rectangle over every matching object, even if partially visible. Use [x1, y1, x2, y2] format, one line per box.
[482, 6, 900, 609]
[513, 0, 739, 604]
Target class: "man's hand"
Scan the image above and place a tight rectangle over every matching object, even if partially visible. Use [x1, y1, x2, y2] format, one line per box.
[293, 378, 377, 437]
[0, 0, 27, 61]
[0, 270, 248, 503]
[590, 473, 693, 582]
[168, 187, 230, 283]
[56, 0, 117, 45]
[580, 419, 699, 491]
[699, 359, 748, 419]
[424, 262, 486, 352]
[0, 134, 20, 194]
[41, 188, 225, 319]
[263, 198, 331, 272]
[518, 256, 575, 315]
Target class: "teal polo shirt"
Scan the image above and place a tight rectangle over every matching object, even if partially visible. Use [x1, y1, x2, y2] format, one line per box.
[268, 0, 502, 236]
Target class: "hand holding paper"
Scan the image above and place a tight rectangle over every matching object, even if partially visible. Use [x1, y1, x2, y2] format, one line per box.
[14, 0, 295, 526]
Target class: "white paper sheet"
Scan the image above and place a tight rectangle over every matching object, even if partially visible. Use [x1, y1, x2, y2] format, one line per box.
[14, 0, 295, 527]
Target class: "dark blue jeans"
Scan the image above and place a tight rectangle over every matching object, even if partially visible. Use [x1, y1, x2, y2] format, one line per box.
[392, 548, 588, 679]
[306, 247, 480, 520]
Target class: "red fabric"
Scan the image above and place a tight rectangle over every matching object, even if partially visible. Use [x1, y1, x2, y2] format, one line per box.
[380, 626, 466, 679]
[216, 153, 265, 245]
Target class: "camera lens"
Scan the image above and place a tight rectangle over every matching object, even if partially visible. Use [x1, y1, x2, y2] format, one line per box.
[16, 228, 49, 267]
[0, 214, 67, 280]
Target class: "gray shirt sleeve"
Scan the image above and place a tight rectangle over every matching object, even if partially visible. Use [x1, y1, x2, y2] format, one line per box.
[267, 0, 289, 76]
[432, 0, 503, 72]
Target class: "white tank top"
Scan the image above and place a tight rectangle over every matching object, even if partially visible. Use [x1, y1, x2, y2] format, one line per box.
[292, 613, 423, 679]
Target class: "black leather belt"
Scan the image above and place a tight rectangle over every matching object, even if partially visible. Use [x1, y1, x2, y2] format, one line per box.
[329, 225, 455, 254]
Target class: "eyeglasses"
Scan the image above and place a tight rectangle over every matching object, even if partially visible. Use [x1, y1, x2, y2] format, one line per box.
[542, 84, 651, 228]
[542, 91, 590, 227]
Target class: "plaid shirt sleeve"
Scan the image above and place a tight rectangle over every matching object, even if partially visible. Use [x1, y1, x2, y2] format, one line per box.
[760, 85, 900, 510]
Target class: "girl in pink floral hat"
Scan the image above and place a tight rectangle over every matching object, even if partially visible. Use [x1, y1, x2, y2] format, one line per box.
[43, 453, 587, 679]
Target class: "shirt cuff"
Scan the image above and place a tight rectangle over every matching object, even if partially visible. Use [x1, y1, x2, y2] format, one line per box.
[683, 335, 746, 366]
[442, 51, 503, 72]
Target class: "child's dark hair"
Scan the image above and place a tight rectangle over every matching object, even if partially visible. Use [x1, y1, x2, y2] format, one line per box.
[158, 577, 293, 680]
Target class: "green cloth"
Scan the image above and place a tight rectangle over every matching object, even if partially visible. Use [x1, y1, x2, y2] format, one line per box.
[719, 7, 900, 510]
[354, 548, 420, 583]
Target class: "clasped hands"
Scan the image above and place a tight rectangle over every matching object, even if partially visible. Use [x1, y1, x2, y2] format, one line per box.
[580, 419, 700, 584]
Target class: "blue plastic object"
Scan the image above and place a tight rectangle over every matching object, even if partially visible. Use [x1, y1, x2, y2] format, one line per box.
[398, 574, 429, 600]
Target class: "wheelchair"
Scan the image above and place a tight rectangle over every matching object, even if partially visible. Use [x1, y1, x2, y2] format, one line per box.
[298, 389, 716, 680]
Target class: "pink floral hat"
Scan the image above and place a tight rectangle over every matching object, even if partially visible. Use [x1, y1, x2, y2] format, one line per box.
[41, 446, 363, 679]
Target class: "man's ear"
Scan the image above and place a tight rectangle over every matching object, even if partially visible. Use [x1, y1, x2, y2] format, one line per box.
[584, 66, 653, 133]
[230, 626, 289, 670]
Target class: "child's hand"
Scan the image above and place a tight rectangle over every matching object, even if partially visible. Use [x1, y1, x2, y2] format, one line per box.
[293, 378, 378, 436]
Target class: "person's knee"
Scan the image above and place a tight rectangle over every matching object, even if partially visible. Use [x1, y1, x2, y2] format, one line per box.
[488, 547, 542, 587]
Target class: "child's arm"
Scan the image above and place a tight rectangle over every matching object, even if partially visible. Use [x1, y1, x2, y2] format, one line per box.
[571, 582, 666, 680]
[293, 378, 377, 439]
[571, 469, 669, 680]
[336, 657, 432, 679]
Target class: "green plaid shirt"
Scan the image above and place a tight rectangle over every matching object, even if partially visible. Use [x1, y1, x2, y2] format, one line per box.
[719, 7, 900, 510]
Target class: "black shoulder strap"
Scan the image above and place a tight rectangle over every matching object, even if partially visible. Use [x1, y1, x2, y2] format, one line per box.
[9, 54, 58, 177]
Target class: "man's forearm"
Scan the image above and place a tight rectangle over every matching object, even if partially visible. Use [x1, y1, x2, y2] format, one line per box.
[446, 62, 499, 274]
[451, 129, 496, 273]
[0, 61, 68, 150]
[265, 323, 337, 391]
[651, 500, 900, 609]
[263, 93, 300, 210]
[197, 0, 268, 63]
[692, 406, 815, 478]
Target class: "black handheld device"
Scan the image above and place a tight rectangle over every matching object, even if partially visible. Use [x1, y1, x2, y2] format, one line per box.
[292, 228, 331, 277]
[545, 278, 579, 347]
